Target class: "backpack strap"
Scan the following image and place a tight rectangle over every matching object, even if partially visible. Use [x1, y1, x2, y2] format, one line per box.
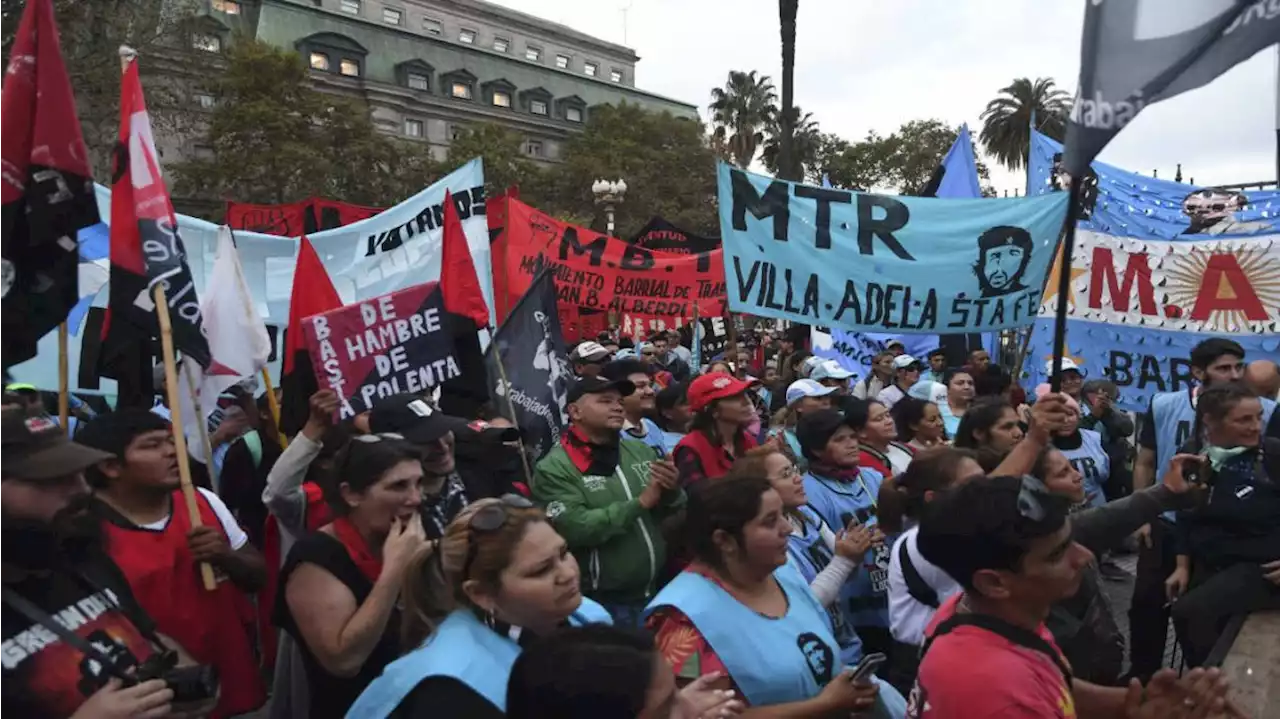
[898, 536, 940, 609]
[923, 611, 1071, 686]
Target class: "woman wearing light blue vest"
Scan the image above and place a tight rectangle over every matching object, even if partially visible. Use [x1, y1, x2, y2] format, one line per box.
[1045, 391, 1110, 511]
[644, 476, 906, 717]
[795, 405, 897, 664]
[347, 495, 612, 718]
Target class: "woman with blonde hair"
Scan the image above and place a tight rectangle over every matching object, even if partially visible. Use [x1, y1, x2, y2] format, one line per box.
[348, 496, 612, 717]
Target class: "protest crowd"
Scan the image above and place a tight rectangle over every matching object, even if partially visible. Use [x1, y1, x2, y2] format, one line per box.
[3, 1, 1279, 718]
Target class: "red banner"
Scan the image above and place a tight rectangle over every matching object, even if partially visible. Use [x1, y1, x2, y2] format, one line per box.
[301, 282, 459, 418]
[226, 197, 382, 236]
[494, 199, 727, 334]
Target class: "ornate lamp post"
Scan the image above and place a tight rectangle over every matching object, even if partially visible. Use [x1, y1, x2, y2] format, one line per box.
[591, 178, 627, 236]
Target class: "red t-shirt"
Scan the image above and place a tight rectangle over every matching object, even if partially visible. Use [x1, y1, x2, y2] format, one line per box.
[907, 595, 1076, 719]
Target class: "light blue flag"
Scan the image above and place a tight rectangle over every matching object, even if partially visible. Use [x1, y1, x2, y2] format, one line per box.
[936, 124, 983, 199]
[821, 173, 833, 189]
[1022, 130, 1280, 412]
[716, 162, 1069, 334]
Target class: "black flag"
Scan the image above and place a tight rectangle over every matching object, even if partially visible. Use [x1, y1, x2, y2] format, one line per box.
[485, 267, 570, 460]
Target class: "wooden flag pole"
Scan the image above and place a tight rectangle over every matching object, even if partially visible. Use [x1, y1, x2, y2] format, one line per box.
[487, 325, 534, 487]
[260, 367, 287, 449]
[57, 323, 70, 436]
[154, 284, 218, 591]
[183, 366, 220, 494]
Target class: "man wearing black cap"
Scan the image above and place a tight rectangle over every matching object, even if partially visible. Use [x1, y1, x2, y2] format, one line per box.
[532, 377, 684, 627]
[1, 408, 187, 718]
[368, 393, 520, 537]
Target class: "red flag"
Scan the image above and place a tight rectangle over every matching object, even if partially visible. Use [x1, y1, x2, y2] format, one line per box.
[1, 0, 99, 368]
[280, 236, 342, 435]
[440, 190, 490, 327]
[101, 53, 209, 379]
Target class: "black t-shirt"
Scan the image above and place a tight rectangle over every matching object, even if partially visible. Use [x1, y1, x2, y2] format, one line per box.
[2, 550, 160, 719]
[275, 531, 402, 719]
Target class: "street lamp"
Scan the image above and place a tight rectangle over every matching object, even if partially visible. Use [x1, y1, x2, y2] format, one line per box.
[592, 178, 627, 236]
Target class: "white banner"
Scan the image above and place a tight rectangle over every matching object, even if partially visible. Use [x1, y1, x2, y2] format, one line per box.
[10, 159, 490, 396]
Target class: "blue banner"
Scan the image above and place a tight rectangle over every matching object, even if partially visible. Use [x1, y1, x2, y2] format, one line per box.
[1024, 131, 1280, 411]
[717, 163, 1069, 334]
[936, 124, 983, 199]
[812, 329, 938, 379]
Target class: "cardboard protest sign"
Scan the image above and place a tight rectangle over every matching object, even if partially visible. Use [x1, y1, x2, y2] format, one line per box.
[496, 199, 727, 322]
[302, 282, 460, 418]
[717, 162, 1069, 334]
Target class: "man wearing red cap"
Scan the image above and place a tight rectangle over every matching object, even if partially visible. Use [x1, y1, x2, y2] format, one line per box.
[673, 372, 761, 486]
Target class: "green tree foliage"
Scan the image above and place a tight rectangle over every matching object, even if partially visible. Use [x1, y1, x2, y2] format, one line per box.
[171, 39, 436, 208]
[980, 77, 1070, 171]
[762, 106, 820, 179]
[2, 0, 204, 183]
[445, 123, 539, 200]
[546, 103, 718, 239]
[815, 120, 992, 195]
[708, 70, 776, 168]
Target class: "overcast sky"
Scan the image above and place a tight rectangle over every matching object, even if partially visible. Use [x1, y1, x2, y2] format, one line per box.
[492, 0, 1277, 194]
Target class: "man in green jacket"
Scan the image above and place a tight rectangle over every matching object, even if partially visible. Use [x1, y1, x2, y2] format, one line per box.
[532, 376, 685, 627]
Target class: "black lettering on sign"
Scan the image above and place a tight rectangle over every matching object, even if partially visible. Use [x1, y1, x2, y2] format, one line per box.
[856, 195, 913, 260]
[559, 226, 608, 266]
[620, 244, 654, 271]
[364, 184, 485, 257]
[729, 168, 790, 241]
[1106, 352, 1197, 395]
[794, 186, 852, 250]
[1175, 420, 1192, 449]
[265, 324, 282, 363]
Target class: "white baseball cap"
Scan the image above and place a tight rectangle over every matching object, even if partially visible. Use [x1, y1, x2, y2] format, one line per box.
[810, 359, 855, 382]
[800, 356, 825, 376]
[908, 380, 948, 405]
[572, 341, 612, 362]
[1045, 357, 1082, 375]
[786, 379, 837, 406]
[892, 354, 922, 370]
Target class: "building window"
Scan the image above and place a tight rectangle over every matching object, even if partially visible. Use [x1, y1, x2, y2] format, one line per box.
[340, 58, 360, 77]
[525, 45, 542, 62]
[458, 28, 476, 44]
[450, 124, 465, 141]
[423, 18, 442, 35]
[192, 34, 221, 52]
[584, 62, 597, 77]
[555, 54, 570, 69]
[450, 82, 472, 100]
[493, 36, 509, 53]
[565, 106, 582, 123]
[404, 119, 423, 137]
[211, 0, 240, 14]
[492, 90, 511, 108]
[195, 92, 215, 109]
[530, 99, 548, 116]
[309, 52, 329, 70]
[382, 7, 401, 24]
[526, 140, 544, 157]
[610, 68, 623, 83]
[407, 72, 429, 91]
[339, 0, 360, 14]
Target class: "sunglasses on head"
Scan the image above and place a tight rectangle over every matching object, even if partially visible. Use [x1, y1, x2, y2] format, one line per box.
[462, 494, 536, 579]
[351, 432, 406, 443]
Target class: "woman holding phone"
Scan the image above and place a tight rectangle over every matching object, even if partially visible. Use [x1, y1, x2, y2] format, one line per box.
[644, 476, 907, 717]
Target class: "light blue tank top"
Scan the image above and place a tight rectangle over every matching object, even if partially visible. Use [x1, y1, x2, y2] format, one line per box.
[1058, 429, 1109, 510]
[785, 505, 864, 664]
[621, 417, 668, 456]
[643, 565, 840, 707]
[801, 469, 894, 629]
[346, 598, 612, 717]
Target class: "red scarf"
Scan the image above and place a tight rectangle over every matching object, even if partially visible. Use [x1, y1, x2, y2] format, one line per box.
[560, 425, 621, 475]
[808, 460, 865, 484]
[331, 517, 382, 583]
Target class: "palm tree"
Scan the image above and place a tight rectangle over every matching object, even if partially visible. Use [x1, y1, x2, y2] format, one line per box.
[979, 77, 1070, 171]
[777, 0, 799, 180]
[709, 71, 777, 168]
[762, 107, 819, 177]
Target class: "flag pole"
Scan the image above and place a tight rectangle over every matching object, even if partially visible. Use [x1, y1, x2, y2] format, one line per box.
[487, 324, 534, 487]
[260, 367, 286, 449]
[57, 323, 70, 435]
[183, 365, 219, 494]
[155, 283, 218, 591]
[1048, 177, 1083, 393]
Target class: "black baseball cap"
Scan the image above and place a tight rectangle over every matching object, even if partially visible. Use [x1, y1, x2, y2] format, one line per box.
[795, 408, 856, 461]
[368, 394, 470, 444]
[566, 376, 635, 404]
[1, 408, 113, 481]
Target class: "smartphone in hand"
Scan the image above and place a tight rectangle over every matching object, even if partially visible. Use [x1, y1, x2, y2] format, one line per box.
[848, 652, 887, 683]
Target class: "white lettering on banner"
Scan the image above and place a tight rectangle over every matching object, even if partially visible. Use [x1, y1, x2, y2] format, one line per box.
[1, 588, 122, 670]
[1069, 89, 1148, 131]
[343, 307, 442, 361]
[355, 356, 460, 412]
[1040, 230, 1280, 334]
